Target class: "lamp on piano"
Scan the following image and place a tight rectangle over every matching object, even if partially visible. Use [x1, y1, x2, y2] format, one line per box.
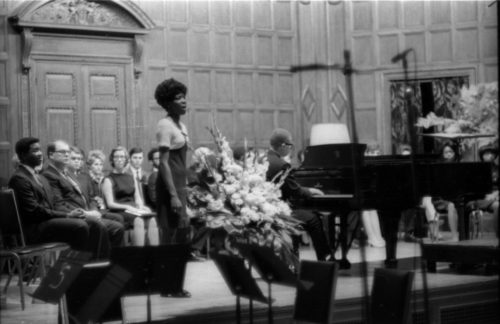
[310, 123, 351, 146]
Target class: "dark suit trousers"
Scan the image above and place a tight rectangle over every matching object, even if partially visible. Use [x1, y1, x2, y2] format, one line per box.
[36, 217, 123, 259]
[293, 209, 331, 261]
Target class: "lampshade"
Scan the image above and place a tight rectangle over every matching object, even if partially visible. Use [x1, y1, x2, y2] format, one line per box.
[309, 123, 351, 146]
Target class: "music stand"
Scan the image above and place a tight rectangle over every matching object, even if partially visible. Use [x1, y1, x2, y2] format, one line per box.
[31, 250, 92, 324]
[65, 262, 131, 324]
[210, 251, 268, 324]
[236, 243, 301, 324]
[110, 245, 190, 323]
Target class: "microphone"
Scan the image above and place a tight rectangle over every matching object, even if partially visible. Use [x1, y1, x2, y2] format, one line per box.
[391, 48, 413, 63]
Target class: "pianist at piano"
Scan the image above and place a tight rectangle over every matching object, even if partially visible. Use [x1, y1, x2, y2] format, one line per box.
[466, 143, 499, 237]
[266, 128, 333, 262]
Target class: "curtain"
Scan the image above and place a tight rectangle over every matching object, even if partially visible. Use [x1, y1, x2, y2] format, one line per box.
[390, 76, 469, 154]
[390, 82, 422, 154]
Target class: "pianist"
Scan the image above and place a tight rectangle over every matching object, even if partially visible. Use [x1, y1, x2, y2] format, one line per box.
[467, 143, 499, 237]
[266, 128, 332, 261]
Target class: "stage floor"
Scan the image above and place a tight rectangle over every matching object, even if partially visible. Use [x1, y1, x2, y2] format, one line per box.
[1, 234, 498, 324]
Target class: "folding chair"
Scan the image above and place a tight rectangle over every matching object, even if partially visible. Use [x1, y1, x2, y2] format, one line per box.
[293, 260, 339, 324]
[0, 189, 69, 309]
[370, 267, 414, 324]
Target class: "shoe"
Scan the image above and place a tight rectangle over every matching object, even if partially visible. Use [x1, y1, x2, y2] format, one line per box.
[368, 239, 386, 248]
[188, 251, 206, 262]
[168, 289, 191, 298]
[403, 233, 418, 243]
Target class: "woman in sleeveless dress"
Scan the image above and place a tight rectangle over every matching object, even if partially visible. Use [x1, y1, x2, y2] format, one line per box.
[102, 146, 159, 246]
[154, 78, 191, 246]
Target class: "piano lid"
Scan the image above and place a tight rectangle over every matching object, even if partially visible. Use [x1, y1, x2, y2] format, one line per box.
[301, 143, 367, 169]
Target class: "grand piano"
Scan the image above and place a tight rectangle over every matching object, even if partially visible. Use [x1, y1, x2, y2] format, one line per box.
[293, 143, 493, 269]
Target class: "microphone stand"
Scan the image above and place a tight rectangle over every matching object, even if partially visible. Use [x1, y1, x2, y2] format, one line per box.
[400, 55, 431, 324]
[290, 50, 370, 324]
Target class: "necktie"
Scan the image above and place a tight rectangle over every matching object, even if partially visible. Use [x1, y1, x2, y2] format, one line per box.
[64, 171, 88, 207]
[136, 170, 144, 201]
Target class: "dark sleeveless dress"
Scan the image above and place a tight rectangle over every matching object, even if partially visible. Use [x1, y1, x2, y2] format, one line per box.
[107, 172, 137, 229]
[156, 144, 188, 230]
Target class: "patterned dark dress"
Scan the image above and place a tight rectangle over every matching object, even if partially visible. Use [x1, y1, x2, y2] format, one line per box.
[156, 115, 190, 243]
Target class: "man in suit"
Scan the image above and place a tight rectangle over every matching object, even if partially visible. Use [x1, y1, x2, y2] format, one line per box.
[127, 147, 149, 205]
[42, 140, 124, 259]
[9, 137, 91, 251]
[266, 128, 332, 261]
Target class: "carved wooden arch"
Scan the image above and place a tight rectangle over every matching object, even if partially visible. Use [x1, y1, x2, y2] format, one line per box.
[9, 0, 155, 76]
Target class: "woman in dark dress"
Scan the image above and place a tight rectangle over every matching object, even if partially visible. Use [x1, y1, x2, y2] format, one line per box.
[102, 146, 159, 246]
[421, 142, 459, 241]
[154, 78, 191, 246]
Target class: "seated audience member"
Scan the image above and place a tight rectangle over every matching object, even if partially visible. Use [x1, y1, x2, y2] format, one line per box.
[42, 140, 124, 258]
[127, 147, 148, 203]
[421, 142, 460, 241]
[361, 143, 385, 247]
[9, 138, 101, 254]
[102, 146, 159, 246]
[467, 143, 499, 237]
[68, 146, 85, 177]
[266, 128, 332, 261]
[73, 149, 124, 225]
[146, 147, 160, 209]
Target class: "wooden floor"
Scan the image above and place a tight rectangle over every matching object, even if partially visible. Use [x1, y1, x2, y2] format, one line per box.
[1, 233, 499, 324]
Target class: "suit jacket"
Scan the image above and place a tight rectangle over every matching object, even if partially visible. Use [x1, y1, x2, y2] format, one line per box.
[8, 165, 67, 227]
[146, 170, 158, 209]
[266, 150, 311, 202]
[126, 167, 149, 201]
[42, 164, 96, 211]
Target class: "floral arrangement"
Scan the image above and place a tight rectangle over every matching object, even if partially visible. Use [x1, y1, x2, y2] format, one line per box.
[416, 81, 498, 139]
[187, 121, 302, 267]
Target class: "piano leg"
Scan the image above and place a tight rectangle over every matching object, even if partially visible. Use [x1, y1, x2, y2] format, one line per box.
[327, 211, 360, 270]
[379, 209, 401, 268]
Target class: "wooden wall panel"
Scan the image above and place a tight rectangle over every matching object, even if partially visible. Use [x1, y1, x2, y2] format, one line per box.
[404, 32, 426, 63]
[403, 1, 424, 27]
[90, 108, 119, 153]
[352, 1, 372, 31]
[430, 31, 452, 62]
[456, 1, 477, 23]
[456, 28, 479, 61]
[378, 34, 399, 65]
[257, 73, 274, 105]
[430, 1, 451, 25]
[215, 72, 233, 103]
[0, 61, 6, 97]
[0, 105, 7, 141]
[46, 108, 76, 144]
[233, 1, 252, 27]
[256, 34, 273, 66]
[378, 1, 398, 29]
[190, 109, 212, 145]
[212, 1, 230, 26]
[236, 110, 255, 143]
[236, 72, 253, 104]
[483, 27, 498, 58]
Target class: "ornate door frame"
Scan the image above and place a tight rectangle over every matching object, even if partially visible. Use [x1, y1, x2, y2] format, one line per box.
[8, 0, 154, 142]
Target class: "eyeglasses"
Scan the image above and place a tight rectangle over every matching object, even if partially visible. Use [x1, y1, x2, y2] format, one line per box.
[54, 150, 71, 155]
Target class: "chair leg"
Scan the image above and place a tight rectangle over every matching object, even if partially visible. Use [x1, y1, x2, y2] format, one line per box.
[11, 256, 25, 310]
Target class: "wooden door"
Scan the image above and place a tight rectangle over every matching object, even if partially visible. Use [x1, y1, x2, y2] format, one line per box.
[34, 61, 130, 156]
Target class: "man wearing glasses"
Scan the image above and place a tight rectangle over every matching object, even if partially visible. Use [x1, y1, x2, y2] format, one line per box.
[9, 138, 96, 253]
[266, 128, 332, 262]
[42, 140, 124, 259]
